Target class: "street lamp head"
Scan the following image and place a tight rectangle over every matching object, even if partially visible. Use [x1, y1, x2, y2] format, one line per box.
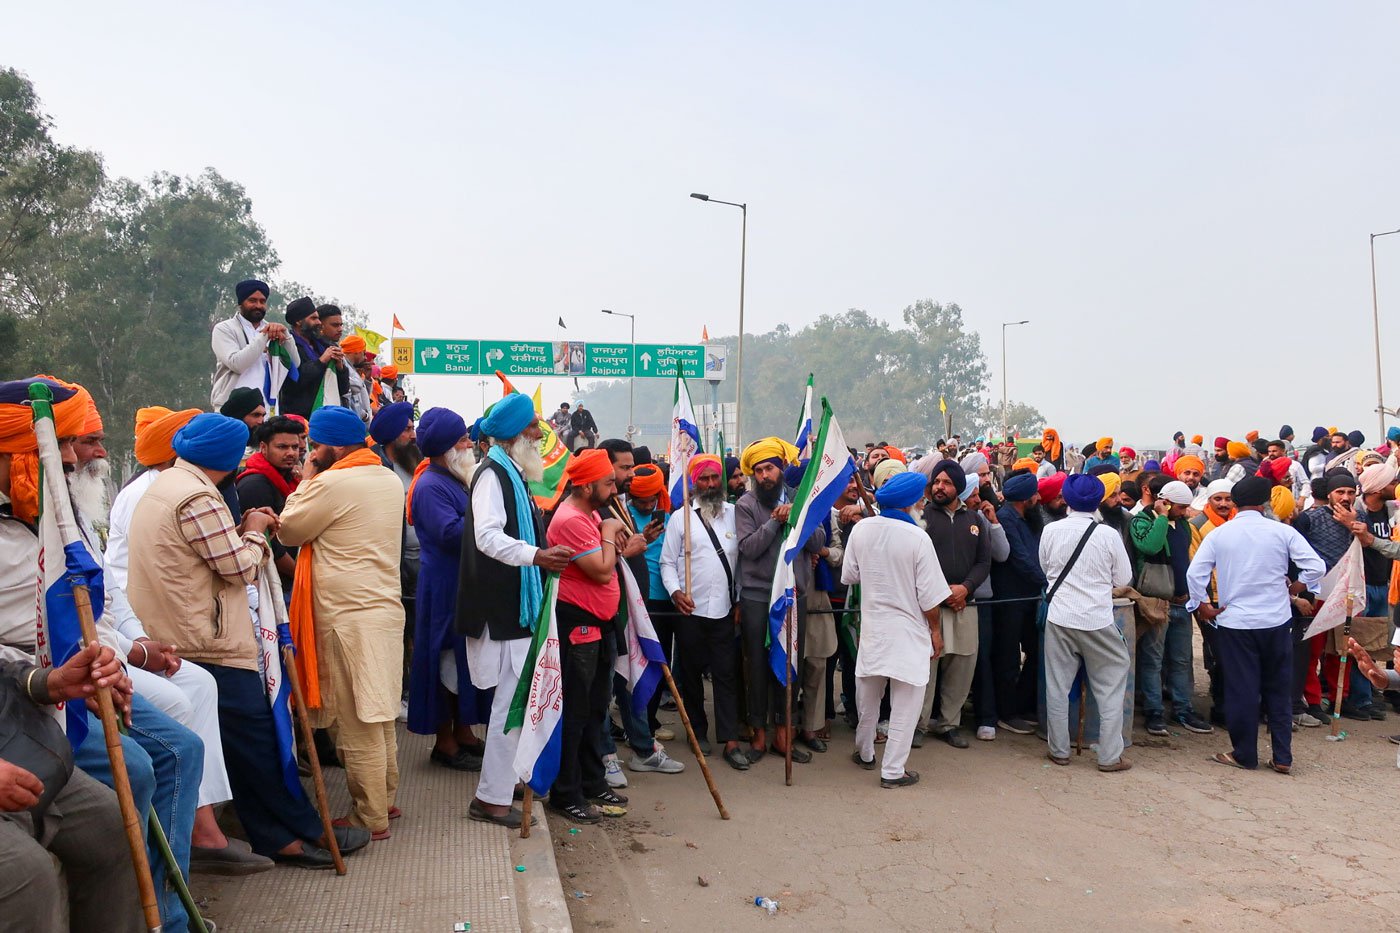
[601, 309, 613, 315]
[690, 193, 710, 201]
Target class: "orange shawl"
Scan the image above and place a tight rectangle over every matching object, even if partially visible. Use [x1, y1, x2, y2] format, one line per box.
[404, 459, 431, 526]
[288, 446, 384, 708]
[1390, 524, 1400, 607]
[1203, 506, 1236, 527]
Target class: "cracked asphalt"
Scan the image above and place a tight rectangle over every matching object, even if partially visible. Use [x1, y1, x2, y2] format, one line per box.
[553, 680, 1400, 930]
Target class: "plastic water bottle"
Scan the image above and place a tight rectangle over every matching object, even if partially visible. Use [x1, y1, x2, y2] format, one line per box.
[754, 896, 779, 915]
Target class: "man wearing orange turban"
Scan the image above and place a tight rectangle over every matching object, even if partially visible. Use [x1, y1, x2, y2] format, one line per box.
[1174, 455, 1207, 496]
[545, 446, 640, 821]
[1040, 428, 1064, 470]
[340, 337, 373, 423]
[1, 376, 90, 523]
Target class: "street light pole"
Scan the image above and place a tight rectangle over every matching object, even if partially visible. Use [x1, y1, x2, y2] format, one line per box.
[1371, 229, 1400, 440]
[691, 193, 747, 449]
[601, 309, 637, 440]
[1001, 320, 1029, 441]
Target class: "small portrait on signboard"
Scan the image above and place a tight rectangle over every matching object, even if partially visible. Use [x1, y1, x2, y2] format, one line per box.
[553, 340, 585, 375]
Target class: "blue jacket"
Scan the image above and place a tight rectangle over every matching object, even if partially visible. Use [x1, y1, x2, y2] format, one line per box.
[990, 504, 1047, 596]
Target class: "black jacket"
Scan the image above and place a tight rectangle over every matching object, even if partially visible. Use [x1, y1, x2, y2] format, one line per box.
[457, 457, 546, 641]
[922, 504, 991, 593]
[279, 333, 350, 418]
[569, 408, 597, 434]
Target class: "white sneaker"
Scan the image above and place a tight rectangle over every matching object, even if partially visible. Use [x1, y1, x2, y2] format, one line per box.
[629, 749, 685, 774]
[976, 726, 996, 742]
[603, 754, 628, 788]
[397, 699, 409, 723]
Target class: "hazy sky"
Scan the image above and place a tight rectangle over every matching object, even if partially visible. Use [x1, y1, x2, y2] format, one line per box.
[8, 2, 1400, 446]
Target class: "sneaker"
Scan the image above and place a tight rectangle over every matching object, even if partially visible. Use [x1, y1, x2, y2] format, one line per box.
[997, 718, 1036, 735]
[1293, 712, 1323, 728]
[629, 750, 685, 774]
[603, 755, 629, 788]
[1145, 714, 1169, 737]
[1174, 712, 1214, 735]
[975, 726, 996, 741]
[654, 726, 676, 741]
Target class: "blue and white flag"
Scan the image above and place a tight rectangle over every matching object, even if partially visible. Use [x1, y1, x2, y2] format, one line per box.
[615, 561, 667, 719]
[31, 384, 96, 750]
[259, 560, 304, 800]
[506, 574, 564, 795]
[794, 374, 814, 461]
[667, 374, 702, 509]
[767, 399, 857, 684]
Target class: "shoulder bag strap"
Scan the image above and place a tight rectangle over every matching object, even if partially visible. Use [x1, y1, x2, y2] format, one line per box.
[695, 508, 736, 604]
[1045, 522, 1099, 605]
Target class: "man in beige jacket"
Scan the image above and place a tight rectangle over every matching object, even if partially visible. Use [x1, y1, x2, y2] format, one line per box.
[279, 405, 405, 839]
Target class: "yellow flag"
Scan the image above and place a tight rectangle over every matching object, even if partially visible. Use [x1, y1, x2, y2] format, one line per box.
[355, 327, 388, 354]
[939, 396, 948, 414]
[532, 383, 543, 415]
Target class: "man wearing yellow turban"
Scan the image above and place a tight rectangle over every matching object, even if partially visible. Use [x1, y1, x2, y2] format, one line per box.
[735, 437, 826, 764]
[1082, 438, 1120, 475]
[1223, 441, 1261, 484]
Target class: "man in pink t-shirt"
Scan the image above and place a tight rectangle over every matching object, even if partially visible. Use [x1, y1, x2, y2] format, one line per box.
[544, 449, 643, 824]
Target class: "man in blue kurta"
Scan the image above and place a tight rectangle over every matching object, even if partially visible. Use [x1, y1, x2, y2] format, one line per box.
[406, 407, 493, 769]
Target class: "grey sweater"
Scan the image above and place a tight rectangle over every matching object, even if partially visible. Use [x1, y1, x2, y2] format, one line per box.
[734, 487, 827, 602]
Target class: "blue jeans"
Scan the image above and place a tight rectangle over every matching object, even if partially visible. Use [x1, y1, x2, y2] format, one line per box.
[598, 671, 654, 759]
[74, 694, 202, 932]
[1138, 605, 1196, 719]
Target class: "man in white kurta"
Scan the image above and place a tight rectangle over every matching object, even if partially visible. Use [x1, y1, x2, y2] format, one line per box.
[841, 472, 951, 786]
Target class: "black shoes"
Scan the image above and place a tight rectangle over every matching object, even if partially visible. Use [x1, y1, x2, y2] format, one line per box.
[937, 729, 969, 749]
[1174, 712, 1214, 734]
[431, 748, 483, 772]
[723, 747, 751, 770]
[880, 770, 920, 789]
[851, 750, 876, 771]
[1145, 713, 1169, 736]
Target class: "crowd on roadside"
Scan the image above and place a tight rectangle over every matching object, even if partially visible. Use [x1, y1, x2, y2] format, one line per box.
[3, 276, 1398, 930]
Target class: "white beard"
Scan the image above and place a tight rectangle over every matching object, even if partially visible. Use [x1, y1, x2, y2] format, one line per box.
[68, 458, 112, 528]
[696, 488, 725, 523]
[505, 435, 544, 484]
[444, 446, 477, 486]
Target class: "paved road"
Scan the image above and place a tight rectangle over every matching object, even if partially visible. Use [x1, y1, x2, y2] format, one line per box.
[555, 680, 1400, 931]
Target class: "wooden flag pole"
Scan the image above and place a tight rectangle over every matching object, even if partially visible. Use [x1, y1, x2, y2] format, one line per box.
[1074, 670, 1087, 756]
[683, 469, 693, 599]
[281, 642, 347, 874]
[520, 788, 534, 839]
[784, 599, 795, 787]
[1329, 595, 1356, 740]
[659, 663, 729, 819]
[71, 585, 163, 932]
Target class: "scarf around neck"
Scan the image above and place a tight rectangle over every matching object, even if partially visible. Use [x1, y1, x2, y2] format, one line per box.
[487, 444, 543, 631]
[289, 445, 383, 708]
[238, 452, 298, 499]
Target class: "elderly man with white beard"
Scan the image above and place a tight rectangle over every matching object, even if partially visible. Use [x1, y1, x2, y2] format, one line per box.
[406, 408, 494, 770]
[458, 393, 573, 827]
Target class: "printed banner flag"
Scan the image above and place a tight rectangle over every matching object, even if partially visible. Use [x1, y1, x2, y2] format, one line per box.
[259, 559, 304, 799]
[668, 375, 702, 509]
[794, 374, 814, 461]
[616, 561, 667, 719]
[767, 398, 857, 683]
[489, 372, 571, 509]
[506, 575, 565, 795]
[30, 383, 96, 749]
[1303, 538, 1368, 640]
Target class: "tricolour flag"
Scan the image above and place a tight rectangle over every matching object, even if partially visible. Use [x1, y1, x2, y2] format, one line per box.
[616, 561, 667, 719]
[794, 374, 814, 461]
[767, 398, 857, 683]
[30, 383, 97, 749]
[265, 341, 298, 415]
[259, 557, 304, 799]
[506, 575, 565, 795]
[310, 364, 342, 413]
[1303, 538, 1368, 640]
[667, 375, 702, 509]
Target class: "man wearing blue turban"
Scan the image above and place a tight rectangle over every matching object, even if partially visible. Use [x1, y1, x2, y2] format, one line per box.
[210, 277, 300, 412]
[841, 469, 952, 788]
[457, 393, 572, 828]
[278, 405, 408, 839]
[404, 408, 493, 770]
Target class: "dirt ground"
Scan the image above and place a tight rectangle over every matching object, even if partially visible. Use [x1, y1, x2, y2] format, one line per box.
[553, 661, 1400, 932]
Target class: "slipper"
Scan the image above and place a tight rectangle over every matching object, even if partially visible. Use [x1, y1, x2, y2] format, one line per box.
[388, 806, 402, 820]
[1266, 759, 1292, 775]
[745, 746, 766, 763]
[1209, 751, 1249, 770]
[815, 726, 832, 740]
[1046, 751, 1070, 767]
[874, 733, 888, 745]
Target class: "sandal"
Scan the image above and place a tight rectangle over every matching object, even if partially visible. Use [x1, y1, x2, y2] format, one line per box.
[1209, 751, 1250, 770]
[1265, 759, 1292, 775]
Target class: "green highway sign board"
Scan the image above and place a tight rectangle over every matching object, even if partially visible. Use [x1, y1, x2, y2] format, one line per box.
[391, 338, 708, 379]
